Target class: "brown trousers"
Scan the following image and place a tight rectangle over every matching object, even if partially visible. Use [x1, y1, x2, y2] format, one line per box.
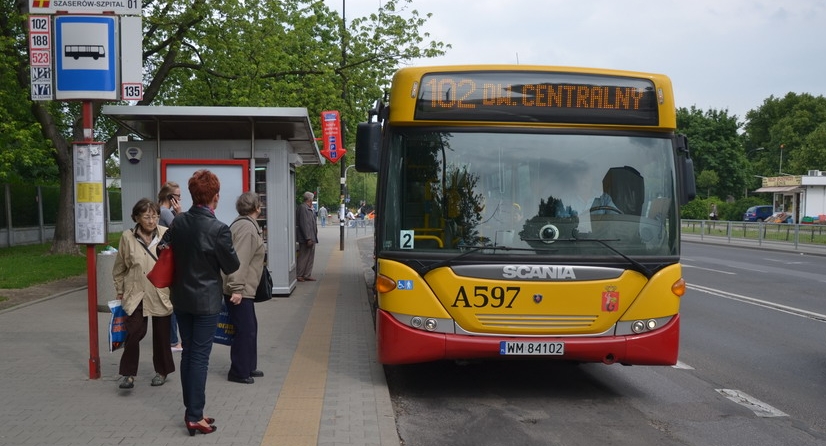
[296, 241, 316, 278]
[118, 302, 176, 377]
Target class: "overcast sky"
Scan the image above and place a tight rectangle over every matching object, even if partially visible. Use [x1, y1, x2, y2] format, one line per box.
[328, 0, 826, 124]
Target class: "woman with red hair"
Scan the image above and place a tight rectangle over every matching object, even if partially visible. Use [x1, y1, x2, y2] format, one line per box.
[160, 170, 240, 436]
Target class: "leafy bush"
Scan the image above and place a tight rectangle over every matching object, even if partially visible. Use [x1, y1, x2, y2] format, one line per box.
[41, 184, 59, 225]
[680, 197, 718, 219]
[680, 196, 770, 221]
[1, 183, 121, 227]
[726, 197, 766, 221]
[9, 183, 39, 226]
[108, 188, 122, 221]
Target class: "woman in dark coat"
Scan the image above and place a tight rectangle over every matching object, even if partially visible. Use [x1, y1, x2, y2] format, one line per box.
[161, 170, 239, 436]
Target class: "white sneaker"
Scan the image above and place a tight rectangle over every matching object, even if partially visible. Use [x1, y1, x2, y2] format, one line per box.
[171, 344, 183, 352]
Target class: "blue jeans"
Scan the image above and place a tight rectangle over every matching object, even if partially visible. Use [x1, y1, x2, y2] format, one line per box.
[170, 313, 180, 345]
[175, 311, 218, 422]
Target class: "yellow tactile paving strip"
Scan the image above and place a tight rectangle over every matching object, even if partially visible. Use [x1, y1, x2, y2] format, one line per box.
[261, 248, 341, 446]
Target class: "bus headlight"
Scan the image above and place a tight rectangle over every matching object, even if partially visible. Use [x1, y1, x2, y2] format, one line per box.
[616, 316, 673, 336]
[424, 318, 438, 331]
[410, 316, 423, 328]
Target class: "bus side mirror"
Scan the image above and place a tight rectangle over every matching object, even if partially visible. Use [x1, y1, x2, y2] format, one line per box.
[355, 122, 381, 173]
[676, 134, 696, 205]
[680, 157, 696, 205]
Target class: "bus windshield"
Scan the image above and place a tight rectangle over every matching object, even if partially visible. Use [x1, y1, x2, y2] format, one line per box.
[380, 128, 678, 257]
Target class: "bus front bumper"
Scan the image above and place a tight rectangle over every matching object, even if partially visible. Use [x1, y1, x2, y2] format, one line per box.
[376, 309, 679, 366]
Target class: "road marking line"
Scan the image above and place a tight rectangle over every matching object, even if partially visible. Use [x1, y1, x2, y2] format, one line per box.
[687, 284, 826, 323]
[764, 259, 805, 265]
[671, 361, 694, 370]
[681, 264, 736, 274]
[261, 248, 342, 446]
[716, 389, 788, 417]
[724, 265, 768, 273]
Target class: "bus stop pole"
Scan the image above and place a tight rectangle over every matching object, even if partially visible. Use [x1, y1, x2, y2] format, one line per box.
[340, 154, 346, 251]
[83, 100, 101, 379]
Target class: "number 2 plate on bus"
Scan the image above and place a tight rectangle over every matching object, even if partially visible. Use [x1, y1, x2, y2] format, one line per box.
[499, 341, 564, 356]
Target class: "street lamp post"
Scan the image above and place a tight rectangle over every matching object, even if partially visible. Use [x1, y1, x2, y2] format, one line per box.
[341, 163, 356, 225]
[339, 0, 347, 251]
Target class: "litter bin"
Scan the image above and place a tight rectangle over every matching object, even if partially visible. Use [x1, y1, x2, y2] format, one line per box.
[96, 250, 117, 312]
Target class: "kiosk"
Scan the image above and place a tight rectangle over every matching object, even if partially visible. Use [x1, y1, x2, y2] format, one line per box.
[102, 105, 323, 296]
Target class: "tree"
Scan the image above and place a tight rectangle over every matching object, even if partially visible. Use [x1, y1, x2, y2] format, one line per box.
[3, 0, 448, 254]
[794, 122, 826, 173]
[677, 106, 746, 200]
[0, 2, 57, 184]
[695, 170, 719, 199]
[743, 92, 826, 176]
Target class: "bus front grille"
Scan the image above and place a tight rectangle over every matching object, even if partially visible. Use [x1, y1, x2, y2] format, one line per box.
[475, 314, 598, 330]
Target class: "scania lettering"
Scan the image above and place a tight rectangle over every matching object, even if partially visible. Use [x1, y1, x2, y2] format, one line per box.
[501, 265, 576, 279]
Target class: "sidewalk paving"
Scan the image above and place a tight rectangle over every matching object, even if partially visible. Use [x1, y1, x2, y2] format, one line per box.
[0, 225, 397, 446]
[6, 225, 816, 445]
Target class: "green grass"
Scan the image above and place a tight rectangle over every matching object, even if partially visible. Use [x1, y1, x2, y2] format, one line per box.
[0, 233, 121, 289]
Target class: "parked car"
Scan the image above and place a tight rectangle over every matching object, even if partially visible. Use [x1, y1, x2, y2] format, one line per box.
[743, 205, 773, 222]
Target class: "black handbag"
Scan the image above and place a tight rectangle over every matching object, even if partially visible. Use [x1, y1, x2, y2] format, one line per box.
[255, 266, 273, 302]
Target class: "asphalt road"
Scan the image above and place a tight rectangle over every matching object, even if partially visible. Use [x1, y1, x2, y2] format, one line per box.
[386, 242, 826, 446]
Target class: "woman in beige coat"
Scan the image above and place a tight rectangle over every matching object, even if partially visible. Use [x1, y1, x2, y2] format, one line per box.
[222, 192, 266, 384]
[113, 198, 175, 389]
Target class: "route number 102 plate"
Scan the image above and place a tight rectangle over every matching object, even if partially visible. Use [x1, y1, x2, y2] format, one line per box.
[499, 341, 564, 356]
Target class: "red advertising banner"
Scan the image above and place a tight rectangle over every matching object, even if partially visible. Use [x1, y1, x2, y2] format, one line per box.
[320, 110, 346, 163]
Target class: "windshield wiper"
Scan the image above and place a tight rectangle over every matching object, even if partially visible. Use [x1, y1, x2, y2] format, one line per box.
[570, 233, 653, 278]
[519, 234, 654, 278]
[414, 236, 655, 279]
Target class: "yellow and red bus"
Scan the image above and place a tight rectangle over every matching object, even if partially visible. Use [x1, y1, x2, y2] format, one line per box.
[355, 65, 696, 365]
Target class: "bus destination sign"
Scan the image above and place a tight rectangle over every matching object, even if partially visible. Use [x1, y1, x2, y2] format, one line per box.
[414, 71, 659, 126]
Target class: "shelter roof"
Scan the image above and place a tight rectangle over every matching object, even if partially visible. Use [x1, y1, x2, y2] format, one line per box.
[101, 105, 322, 165]
[753, 186, 803, 193]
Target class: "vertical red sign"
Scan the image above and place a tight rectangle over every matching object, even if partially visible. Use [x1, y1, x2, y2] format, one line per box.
[320, 110, 346, 164]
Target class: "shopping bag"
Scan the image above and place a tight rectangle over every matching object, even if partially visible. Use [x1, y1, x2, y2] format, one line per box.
[214, 301, 235, 346]
[108, 300, 128, 352]
[147, 245, 174, 288]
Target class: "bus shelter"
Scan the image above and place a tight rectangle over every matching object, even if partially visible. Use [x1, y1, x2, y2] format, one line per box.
[102, 105, 323, 296]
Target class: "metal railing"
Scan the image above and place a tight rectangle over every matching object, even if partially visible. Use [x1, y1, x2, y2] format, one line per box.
[681, 219, 826, 250]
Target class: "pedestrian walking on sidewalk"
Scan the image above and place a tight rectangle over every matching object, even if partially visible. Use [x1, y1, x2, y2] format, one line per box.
[223, 192, 266, 384]
[295, 191, 318, 282]
[113, 198, 175, 390]
[161, 170, 240, 436]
